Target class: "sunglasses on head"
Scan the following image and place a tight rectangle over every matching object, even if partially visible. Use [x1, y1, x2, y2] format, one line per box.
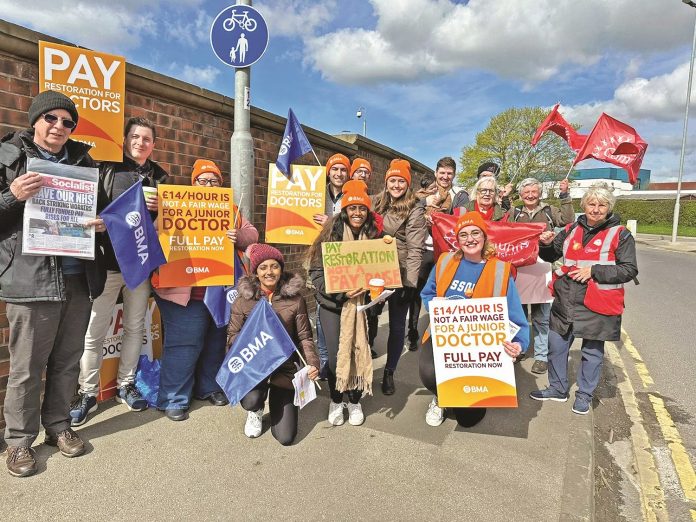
[42, 113, 77, 130]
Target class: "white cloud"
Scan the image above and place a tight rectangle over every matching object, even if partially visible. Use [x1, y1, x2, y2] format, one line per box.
[256, 0, 337, 37]
[163, 9, 212, 48]
[305, 0, 694, 85]
[173, 64, 220, 86]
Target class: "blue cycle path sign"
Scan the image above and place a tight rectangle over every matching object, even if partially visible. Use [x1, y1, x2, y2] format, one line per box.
[210, 5, 269, 68]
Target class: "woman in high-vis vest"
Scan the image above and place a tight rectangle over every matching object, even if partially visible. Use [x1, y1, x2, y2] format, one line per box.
[419, 212, 529, 427]
[530, 182, 638, 415]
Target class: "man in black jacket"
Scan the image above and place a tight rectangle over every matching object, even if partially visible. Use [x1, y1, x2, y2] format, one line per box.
[0, 90, 106, 477]
[71, 117, 170, 427]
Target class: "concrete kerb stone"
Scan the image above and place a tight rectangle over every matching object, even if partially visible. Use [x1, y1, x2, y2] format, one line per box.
[559, 409, 595, 521]
[634, 234, 696, 253]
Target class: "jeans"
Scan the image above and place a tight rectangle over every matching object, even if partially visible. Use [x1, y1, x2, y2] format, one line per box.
[4, 275, 92, 447]
[525, 303, 551, 362]
[80, 271, 151, 395]
[155, 296, 226, 410]
[547, 329, 605, 401]
[386, 293, 410, 371]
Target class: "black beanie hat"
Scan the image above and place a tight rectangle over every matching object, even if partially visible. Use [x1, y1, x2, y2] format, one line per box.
[28, 90, 79, 128]
[476, 161, 500, 178]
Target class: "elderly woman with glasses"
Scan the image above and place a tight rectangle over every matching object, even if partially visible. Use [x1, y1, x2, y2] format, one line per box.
[455, 177, 507, 220]
[152, 159, 258, 421]
[419, 212, 529, 428]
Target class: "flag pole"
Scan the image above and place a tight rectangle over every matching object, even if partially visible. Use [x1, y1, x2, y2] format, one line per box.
[311, 149, 322, 167]
[508, 146, 536, 185]
[294, 347, 322, 390]
[234, 190, 243, 228]
[563, 162, 575, 180]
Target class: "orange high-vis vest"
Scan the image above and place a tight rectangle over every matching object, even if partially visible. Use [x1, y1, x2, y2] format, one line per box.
[422, 252, 511, 343]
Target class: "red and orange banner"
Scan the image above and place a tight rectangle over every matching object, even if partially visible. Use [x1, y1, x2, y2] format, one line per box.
[38, 41, 125, 162]
[265, 163, 325, 245]
[430, 297, 518, 408]
[157, 185, 235, 287]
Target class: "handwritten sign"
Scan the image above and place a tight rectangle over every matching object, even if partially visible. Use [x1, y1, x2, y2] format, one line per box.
[321, 239, 402, 293]
[430, 297, 517, 408]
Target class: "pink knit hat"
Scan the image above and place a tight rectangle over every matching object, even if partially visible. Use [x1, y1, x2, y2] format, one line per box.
[246, 243, 285, 274]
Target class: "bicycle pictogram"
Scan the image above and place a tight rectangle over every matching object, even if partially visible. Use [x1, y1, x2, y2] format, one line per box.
[223, 9, 257, 32]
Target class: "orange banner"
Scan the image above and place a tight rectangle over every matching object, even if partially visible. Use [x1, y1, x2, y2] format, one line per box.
[265, 163, 325, 245]
[157, 185, 235, 287]
[38, 41, 125, 162]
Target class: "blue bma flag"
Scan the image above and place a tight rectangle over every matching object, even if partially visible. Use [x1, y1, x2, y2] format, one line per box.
[216, 298, 296, 406]
[275, 108, 313, 178]
[100, 180, 166, 290]
[204, 250, 247, 328]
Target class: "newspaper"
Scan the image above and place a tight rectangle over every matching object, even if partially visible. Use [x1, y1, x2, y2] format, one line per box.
[22, 158, 99, 259]
[357, 289, 395, 313]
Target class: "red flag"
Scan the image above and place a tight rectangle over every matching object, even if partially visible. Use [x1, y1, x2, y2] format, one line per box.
[430, 212, 546, 267]
[572, 113, 647, 184]
[531, 104, 587, 152]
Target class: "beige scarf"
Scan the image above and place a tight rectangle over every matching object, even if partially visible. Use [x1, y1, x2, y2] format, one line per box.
[335, 223, 373, 395]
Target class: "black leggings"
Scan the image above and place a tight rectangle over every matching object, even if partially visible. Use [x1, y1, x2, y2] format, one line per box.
[319, 307, 362, 404]
[408, 249, 434, 336]
[419, 336, 487, 427]
[240, 382, 297, 446]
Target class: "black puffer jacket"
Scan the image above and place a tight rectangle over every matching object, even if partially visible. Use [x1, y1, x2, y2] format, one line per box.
[0, 130, 106, 302]
[539, 213, 638, 341]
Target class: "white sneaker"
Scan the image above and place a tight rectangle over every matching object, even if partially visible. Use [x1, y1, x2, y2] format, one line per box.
[328, 401, 345, 426]
[346, 402, 365, 426]
[425, 397, 445, 427]
[244, 409, 263, 438]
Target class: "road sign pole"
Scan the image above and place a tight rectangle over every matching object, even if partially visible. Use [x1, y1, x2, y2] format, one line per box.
[230, 0, 254, 222]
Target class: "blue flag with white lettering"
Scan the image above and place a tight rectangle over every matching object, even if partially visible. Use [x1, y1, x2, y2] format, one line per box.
[204, 250, 247, 328]
[216, 298, 296, 406]
[276, 108, 313, 178]
[101, 180, 166, 290]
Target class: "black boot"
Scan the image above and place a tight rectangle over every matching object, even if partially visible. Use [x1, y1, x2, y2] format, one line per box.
[407, 329, 419, 352]
[382, 369, 395, 395]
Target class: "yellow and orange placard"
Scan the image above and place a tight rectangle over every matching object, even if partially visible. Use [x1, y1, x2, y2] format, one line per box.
[321, 239, 402, 293]
[157, 185, 235, 287]
[265, 163, 325, 245]
[429, 297, 518, 408]
[38, 41, 125, 162]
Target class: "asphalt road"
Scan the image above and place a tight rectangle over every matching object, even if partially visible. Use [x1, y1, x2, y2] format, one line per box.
[622, 243, 696, 464]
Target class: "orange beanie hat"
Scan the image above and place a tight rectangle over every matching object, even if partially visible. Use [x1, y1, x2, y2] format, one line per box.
[454, 211, 488, 237]
[191, 159, 222, 185]
[326, 153, 350, 176]
[350, 158, 372, 177]
[341, 180, 371, 210]
[385, 159, 412, 187]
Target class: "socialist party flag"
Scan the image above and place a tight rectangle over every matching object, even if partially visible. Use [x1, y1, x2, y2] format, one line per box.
[573, 113, 647, 184]
[216, 299, 296, 406]
[531, 103, 587, 152]
[276, 108, 313, 178]
[100, 180, 166, 289]
[204, 250, 247, 328]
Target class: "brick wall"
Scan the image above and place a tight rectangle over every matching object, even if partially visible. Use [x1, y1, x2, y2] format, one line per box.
[0, 20, 433, 429]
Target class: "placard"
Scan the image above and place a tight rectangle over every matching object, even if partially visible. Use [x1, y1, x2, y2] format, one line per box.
[157, 185, 235, 287]
[265, 163, 325, 245]
[430, 297, 517, 408]
[321, 239, 402, 293]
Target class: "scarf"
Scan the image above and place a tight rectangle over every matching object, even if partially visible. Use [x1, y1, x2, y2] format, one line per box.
[335, 223, 373, 395]
[475, 201, 494, 221]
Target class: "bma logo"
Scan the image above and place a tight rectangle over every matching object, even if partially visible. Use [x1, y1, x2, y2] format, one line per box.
[185, 266, 211, 274]
[278, 134, 292, 156]
[226, 288, 239, 304]
[125, 211, 142, 228]
[227, 356, 244, 373]
[463, 385, 489, 393]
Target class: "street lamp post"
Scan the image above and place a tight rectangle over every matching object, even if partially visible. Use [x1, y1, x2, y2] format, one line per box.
[356, 107, 366, 137]
[672, 0, 696, 243]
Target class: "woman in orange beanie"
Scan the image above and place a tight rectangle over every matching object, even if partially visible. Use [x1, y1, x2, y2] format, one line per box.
[372, 160, 427, 395]
[307, 180, 383, 426]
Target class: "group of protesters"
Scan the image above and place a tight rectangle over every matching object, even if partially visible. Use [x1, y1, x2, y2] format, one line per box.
[0, 90, 638, 477]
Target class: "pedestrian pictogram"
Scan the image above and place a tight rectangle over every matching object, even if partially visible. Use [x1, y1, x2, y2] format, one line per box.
[210, 5, 269, 68]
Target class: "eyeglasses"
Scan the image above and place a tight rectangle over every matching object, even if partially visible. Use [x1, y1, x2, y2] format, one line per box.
[477, 188, 495, 195]
[42, 113, 77, 130]
[458, 230, 483, 240]
[195, 177, 221, 186]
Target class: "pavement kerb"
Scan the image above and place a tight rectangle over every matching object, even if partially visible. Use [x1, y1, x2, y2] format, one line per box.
[559, 407, 595, 521]
[634, 234, 696, 253]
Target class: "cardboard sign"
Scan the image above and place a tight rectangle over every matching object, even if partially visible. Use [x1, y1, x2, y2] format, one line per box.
[429, 297, 517, 408]
[157, 185, 235, 287]
[39, 41, 125, 162]
[265, 163, 326, 245]
[98, 299, 162, 402]
[321, 239, 402, 293]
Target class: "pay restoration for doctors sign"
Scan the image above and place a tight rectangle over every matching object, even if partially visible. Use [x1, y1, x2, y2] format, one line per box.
[429, 297, 518, 408]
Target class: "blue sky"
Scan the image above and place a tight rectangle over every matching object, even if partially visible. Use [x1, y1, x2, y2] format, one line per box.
[3, 0, 696, 182]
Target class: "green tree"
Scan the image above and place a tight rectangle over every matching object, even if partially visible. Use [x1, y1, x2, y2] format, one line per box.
[459, 106, 579, 187]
